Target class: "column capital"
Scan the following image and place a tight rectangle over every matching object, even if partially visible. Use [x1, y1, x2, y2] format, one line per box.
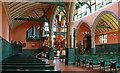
[67, 21, 75, 27]
[67, 21, 74, 24]
[91, 33, 95, 37]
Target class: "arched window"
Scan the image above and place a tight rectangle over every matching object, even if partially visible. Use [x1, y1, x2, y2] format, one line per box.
[26, 25, 40, 41]
[77, 3, 90, 18]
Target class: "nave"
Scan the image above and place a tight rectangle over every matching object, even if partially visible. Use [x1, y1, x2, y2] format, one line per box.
[0, 0, 120, 73]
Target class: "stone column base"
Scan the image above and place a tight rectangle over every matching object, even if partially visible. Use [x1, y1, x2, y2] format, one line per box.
[91, 48, 96, 54]
[65, 48, 75, 65]
[48, 51, 54, 60]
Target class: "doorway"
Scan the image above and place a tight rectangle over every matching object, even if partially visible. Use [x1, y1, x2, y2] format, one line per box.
[83, 34, 91, 52]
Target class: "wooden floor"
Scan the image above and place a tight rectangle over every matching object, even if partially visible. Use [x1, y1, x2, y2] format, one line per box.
[41, 59, 107, 73]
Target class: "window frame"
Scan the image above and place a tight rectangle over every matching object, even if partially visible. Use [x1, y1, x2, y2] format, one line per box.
[99, 34, 107, 44]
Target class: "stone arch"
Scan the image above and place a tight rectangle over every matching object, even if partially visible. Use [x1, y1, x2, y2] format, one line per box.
[49, 2, 76, 48]
[75, 20, 91, 47]
[91, 10, 120, 54]
[92, 10, 120, 37]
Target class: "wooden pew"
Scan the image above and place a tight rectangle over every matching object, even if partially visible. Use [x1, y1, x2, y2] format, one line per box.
[89, 57, 107, 70]
[110, 60, 120, 73]
[2, 57, 46, 63]
[82, 56, 98, 68]
[76, 55, 89, 66]
[89, 55, 119, 70]
[1, 69, 62, 73]
[1, 53, 62, 72]
[1, 65, 55, 70]
[2, 62, 50, 65]
[2, 60, 46, 63]
[76, 55, 98, 67]
[100, 58, 119, 72]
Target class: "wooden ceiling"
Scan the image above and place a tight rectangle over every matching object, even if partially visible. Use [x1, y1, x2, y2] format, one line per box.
[95, 14, 119, 34]
[3, 2, 51, 29]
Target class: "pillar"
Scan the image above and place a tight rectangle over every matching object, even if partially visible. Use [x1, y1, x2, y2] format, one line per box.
[0, 1, 2, 61]
[118, 26, 120, 53]
[66, 22, 74, 48]
[48, 6, 58, 60]
[48, 21, 54, 60]
[65, 22, 75, 65]
[65, 2, 76, 65]
[91, 33, 96, 54]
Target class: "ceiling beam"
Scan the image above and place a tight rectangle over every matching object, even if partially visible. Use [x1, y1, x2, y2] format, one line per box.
[104, 14, 119, 28]
[8, 2, 14, 5]
[10, 2, 28, 13]
[14, 17, 49, 22]
[98, 22, 106, 32]
[95, 29, 100, 34]
[9, 2, 21, 9]
[96, 26, 103, 32]
[40, 2, 67, 7]
[33, 10, 41, 19]
[101, 16, 116, 30]
[100, 18, 112, 30]
[42, 8, 48, 20]
[40, 5, 51, 21]
[97, 28, 102, 33]
[96, 25, 111, 29]
[98, 19, 109, 31]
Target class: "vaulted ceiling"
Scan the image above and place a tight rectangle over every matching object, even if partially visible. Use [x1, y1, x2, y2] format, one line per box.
[3, 2, 51, 29]
[95, 14, 119, 34]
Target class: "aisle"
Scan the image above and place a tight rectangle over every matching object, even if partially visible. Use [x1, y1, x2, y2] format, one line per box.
[42, 59, 107, 73]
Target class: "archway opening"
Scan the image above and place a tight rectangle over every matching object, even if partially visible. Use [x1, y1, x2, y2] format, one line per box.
[83, 34, 91, 52]
[94, 13, 119, 54]
[77, 22, 91, 54]
[54, 6, 66, 59]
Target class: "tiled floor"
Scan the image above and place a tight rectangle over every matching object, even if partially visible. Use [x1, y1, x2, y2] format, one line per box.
[42, 59, 108, 73]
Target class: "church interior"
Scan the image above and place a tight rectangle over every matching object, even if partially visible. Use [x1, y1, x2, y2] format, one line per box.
[0, 0, 120, 73]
